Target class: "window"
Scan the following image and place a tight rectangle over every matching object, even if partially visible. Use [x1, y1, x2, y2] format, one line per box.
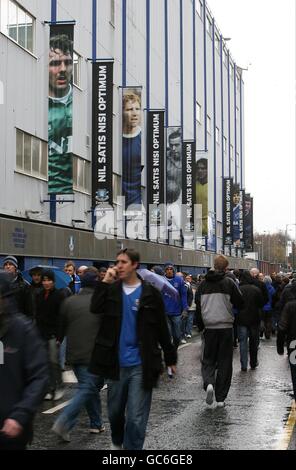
[110, 0, 115, 26]
[0, 0, 34, 53]
[73, 156, 91, 194]
[196, 102, 202, 124]
[223, 47, 228, 66]
[207, 115, 211, 135]
[230, 62, 234, 79]
[230, 145, 234, 161]
[215, 33, 220, 53]
[196, 0, 203, 18]
[73, 51, 81, 87]
[16, 129, 47, 179]
[206, 16, 212, 37]
[216, 127, 220, 144]
[223, 136, 227, 157]
[113, 174, 121, 205]
[236, 74, 240, 91]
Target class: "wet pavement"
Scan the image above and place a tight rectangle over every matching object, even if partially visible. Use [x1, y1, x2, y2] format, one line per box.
[31, 332, 295, 451]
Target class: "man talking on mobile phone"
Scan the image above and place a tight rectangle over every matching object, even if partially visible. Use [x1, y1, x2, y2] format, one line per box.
[89, 248, 177, 450]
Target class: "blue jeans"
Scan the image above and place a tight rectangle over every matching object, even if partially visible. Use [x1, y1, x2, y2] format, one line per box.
[238, 325, 260, 369]
[166, 314, 182, 349]
[55, 365, 104, 431]
[107, 365, 152, 450]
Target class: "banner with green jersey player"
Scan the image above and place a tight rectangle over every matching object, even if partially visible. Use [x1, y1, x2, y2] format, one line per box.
[48, 24, 74, 194]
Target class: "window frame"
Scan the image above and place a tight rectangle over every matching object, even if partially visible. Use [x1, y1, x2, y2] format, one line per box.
[73, 155, 91, 195]
[15, 128, 48, 181]
[0, 0, 35, 54]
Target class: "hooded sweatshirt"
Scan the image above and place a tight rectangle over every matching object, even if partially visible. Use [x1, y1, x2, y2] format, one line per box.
[163, 266, 188, 316]
[196, 270, 244, 329]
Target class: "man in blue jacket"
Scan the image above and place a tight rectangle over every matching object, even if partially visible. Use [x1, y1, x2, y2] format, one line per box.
[0, 270, 49, 450]
[163, 263, 188, 351]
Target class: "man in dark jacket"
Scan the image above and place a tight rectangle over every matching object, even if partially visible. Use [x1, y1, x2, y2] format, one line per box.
[0, 271, 49, 450]
[89, 248, 177, 451]
[277, 300, 296, 401]
[237, 271, 265, 371]
[196, 255, 244, 408]
[279, 274, 296, 313]
[3, 256, 32, 319]
[52, 271, 105, 442]
[35, 269, 66, 401]
[28, 266, 43, 320]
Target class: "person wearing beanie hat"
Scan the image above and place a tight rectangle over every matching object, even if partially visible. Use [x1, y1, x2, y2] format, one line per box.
[35, 269, 67, 401]
[3, 256, 32, 319]
[52, 268, 104, 441]
[150, 266, 164, 276]
[41, 269, 56, 283]
[3, 255, 18, 271]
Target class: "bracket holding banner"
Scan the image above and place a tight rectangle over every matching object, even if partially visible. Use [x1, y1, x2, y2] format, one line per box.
[43, 21, 76, 25]
[41, 199, 75, 204]
[87, 58, 114, 62]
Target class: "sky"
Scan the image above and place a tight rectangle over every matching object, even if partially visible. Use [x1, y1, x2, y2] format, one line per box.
[209, 0, 296, 236]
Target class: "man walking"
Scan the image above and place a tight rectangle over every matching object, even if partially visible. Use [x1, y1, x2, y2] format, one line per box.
[89, 249, 177, 450]
[196, 255, 244, 408]
[163, 263, 188, 350]
[52, 271, 105, 442]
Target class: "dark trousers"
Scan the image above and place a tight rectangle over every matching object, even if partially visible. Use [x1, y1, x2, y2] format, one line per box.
[47, 338, 63, 393]
[238, 325, 260, 369]
[0, 434, 27, 450]
[201, 328, 233, 402]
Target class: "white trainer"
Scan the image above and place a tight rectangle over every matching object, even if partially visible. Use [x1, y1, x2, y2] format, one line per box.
[216, 401, 225, 408]
[52, 421, 71, 442]
[206, 384, 214, 405]
[111, 443, 123, 450]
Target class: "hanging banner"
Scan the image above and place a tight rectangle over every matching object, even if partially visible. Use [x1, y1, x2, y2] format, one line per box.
[207, 212, 216, 252]
[182, 141, 196, 239]
[223, 178, 233, 248]
[244, 193, 254, 252]
[233, 183, 240, 247]
[239, 189, 245, 249]
[48, 24, 74, 194]
[122, 87, 143, 212]
[166, 127, 182, 244]
[92, 61, 114, 207]
[147, 111, 165, 240]
[196, 156, 208, 238]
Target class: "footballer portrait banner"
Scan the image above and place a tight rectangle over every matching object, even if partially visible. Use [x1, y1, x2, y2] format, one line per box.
[244, 193, 254, 252]
[92, 61, 114, 207]
[147, 110, 165, 227]
[166, 127, 182, 243]
[232, 183, 240, 247]
[122, 87, 143, 212]
[48, 24, 74, 194]
[182, 141, 196, 233]
[223, 178, 233, 247]
[239, 189, 245, 249]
